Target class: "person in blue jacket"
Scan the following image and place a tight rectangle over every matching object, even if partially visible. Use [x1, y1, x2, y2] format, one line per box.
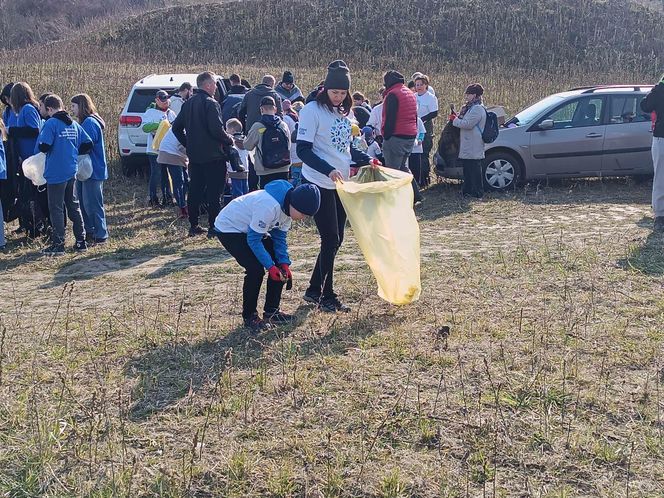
[37, 95, 93, 256]
[213, 180, 321, 332]
[71, 94, 109, 244]
[0, 126, 6, 250]
[9, 83, 41, 163]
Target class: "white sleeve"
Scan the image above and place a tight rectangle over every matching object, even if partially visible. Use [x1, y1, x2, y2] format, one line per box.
[249, 208, 273, 234]
[297, 104, 318, 143]
[429, 93, 439, 113]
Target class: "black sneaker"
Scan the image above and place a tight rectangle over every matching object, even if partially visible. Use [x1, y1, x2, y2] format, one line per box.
[244, 314, 275, 333]
[188, 225, 205, 237]
[303, 290, 322, 304]
[207, 228, 218, 239]
[42, 244, 65, 257]
[263, 310, 295, 325]
[654, 217, 664, 233]
[319, 296, 351, 313]
[75, 240, 88, 252]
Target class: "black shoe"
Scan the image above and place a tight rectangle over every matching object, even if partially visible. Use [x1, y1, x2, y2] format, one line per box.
[207, 228, 218, 239]
[303, 290, 322, 304]
[75, 240, 88, 252]
[188, 225, 205, 237]
[319, 296, 351, 313]
[263, 310, 295, 325]
[244, 314, 275, 332]
[654, 217, 664, 233]
[42, 244, 65, 257]
[93, 237, 108, 245]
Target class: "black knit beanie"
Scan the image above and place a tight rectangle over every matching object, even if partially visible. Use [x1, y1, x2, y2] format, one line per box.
[383, 70, 405, 89]
[324, 60, 351, 91]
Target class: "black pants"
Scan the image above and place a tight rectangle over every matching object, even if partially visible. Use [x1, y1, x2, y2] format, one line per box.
[461, 158, 484, 198]
[248, 157, 259, 192]
[308, 187, 346, 299]
[409, 153, 423, 186]
[187, 160, 227, 229]
[217, 232, 284, 320]
[258, 171, 289, 189]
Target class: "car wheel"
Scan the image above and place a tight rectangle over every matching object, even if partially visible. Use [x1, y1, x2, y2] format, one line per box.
[483, 152, 521, 191]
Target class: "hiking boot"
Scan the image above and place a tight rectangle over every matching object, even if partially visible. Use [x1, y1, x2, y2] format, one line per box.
[654, 217, 664, 233]
[263, 310, 296, 325]
[188, 225, 205, 237]
[319, 296, 351, 313]
[244, 314, 275, 333]
[42, 244, 65, 257]
[75, 240, 88, 252]
[303, 290, 322, 305]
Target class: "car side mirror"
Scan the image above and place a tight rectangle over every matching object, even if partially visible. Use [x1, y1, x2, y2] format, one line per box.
[538, 119, 554, 130]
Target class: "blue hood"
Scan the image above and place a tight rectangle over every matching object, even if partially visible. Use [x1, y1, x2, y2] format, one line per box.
[264, 179, 293, 211]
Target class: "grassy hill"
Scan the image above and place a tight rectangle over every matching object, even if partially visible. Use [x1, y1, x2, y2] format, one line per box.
[52, 0, 664, 72]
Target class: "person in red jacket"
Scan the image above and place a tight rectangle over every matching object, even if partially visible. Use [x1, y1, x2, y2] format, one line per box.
[381, 70, 422, 203]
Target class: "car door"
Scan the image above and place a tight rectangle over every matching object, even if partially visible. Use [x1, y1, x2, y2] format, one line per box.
[602, 93, 653, 175]
[528, 96, 606, 177]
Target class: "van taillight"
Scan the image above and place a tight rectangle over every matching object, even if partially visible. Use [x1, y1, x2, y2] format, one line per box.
[120, 115, 142, 127]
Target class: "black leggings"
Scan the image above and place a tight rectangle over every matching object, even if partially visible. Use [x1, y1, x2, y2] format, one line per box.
[217, 232, 284, 320]
[307, 186, 346, 299]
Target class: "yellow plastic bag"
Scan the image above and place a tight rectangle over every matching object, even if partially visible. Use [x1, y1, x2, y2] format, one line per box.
[336, 166, 421, 305]
[151, 120, 171, 151]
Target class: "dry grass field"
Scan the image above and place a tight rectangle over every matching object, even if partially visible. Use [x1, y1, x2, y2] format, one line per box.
[1, 0, 664, 494]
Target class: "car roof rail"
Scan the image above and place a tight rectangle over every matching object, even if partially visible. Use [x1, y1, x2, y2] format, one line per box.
[568, 86, 595, 91]
[579, 84, 653, 93]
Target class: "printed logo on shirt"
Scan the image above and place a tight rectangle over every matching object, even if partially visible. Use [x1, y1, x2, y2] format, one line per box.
[59, 128, 78, 141]
[298, 126, 307, 136]
[258, 220, 266, 229]
[330, 118, 351, 154]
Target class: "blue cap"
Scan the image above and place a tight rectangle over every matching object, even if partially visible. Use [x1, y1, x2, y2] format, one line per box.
[290, 184, 321, 216]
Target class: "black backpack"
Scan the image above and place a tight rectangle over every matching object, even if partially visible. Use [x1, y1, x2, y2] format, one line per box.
[260, 122, 290, 169]
[476, 108, 499, 143]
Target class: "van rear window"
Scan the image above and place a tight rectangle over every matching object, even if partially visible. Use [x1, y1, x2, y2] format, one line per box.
[127, 89, 173, 113]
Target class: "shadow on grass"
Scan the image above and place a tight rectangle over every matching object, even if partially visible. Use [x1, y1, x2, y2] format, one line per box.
[417, 181, 471, 221]
[617, 225, 664, 276]
[38, 240, 183, 288]
[519, 177, 651, 206]
[123, 306, 396, 421]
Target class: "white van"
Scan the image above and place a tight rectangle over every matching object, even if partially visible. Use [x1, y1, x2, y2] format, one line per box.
[118, 73, 229, 176]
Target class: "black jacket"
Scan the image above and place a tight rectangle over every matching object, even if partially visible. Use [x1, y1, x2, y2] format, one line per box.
[641, 83, 664, 138]
[239, 84, 282, 130]
[172, 90, 233, 163]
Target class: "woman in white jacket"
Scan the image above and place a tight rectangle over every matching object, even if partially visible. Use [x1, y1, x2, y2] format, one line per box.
[453, 83, 487, 199]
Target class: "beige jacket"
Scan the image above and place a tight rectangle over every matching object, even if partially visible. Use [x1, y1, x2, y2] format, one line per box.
[244, 119, 291, 175]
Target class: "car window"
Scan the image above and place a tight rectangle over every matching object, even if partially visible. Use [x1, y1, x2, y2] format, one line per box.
[510, 95, 566, 126]
[542, 97, 604, 129]
[607, 95, 650, 124]
[127, 89, 174, 113]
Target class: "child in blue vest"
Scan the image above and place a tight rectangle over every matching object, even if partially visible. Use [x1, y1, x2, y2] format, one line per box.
[213, 180, 320, 332]
[37, 95, 93, 256]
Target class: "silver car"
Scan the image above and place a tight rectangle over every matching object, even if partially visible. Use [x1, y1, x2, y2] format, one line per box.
[436, 85, 655, 191]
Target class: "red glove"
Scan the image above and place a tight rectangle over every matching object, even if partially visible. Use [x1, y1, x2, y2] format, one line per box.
[279, 264, 292, 280]
[370, 158, 382, 168]
[448, 113, 457, 122]
[268, 266, 285, 282]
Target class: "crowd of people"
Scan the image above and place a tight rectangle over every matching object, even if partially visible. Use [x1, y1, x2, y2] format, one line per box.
[1, 62, 662, 330]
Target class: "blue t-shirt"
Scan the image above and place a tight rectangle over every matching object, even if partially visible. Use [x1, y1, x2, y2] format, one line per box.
[16, 104, 41, 161]
[81, 116, 108, 181]
[38, 116, 92, 185]
[3, 107, 17, 128]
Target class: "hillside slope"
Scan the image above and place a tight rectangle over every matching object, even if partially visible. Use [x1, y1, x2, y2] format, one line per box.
[67, 0, 664, 71]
